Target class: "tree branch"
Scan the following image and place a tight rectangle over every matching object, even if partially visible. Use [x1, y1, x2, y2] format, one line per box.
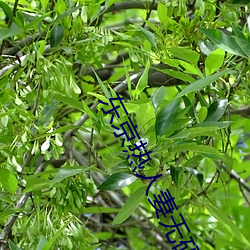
[0, 45, 50, 78]
[2, 32, 46, 56]
[219, 162, 250, 193]
[0, 161, 49, 241]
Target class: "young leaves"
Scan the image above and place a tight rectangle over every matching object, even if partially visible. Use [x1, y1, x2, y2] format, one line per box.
[205, 49, 225, 75]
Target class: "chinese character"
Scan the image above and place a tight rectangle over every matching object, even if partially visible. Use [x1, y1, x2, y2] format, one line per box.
[172, 236, 199, 250]
[99, 92, 128, 124]
[148, 189, 178, 219]
[159, 213, 190, 244]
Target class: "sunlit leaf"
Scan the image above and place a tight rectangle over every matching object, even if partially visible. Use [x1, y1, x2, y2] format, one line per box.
[205, 49, 225, 75]
[168, 47, 200, 65]
[151, 86, 166, 111]
[0, 168, 18, 194]
[200, 28, 247, 58]
[98, 172, 137, 191]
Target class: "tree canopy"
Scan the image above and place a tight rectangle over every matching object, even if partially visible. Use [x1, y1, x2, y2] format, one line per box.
[0, 0, 250, 249]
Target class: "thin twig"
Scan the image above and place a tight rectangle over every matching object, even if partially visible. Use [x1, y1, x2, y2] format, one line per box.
[2, 32, 46, 56]
[32, 80, 42, 115]
[219, 162, 250, 193]
[141, 0, 156, 28]
[0, 0, 20, 55]
[239, 183, 250, 206]
[0, 45, 51, 78]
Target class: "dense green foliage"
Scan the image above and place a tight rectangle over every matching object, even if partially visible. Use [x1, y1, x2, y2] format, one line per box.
[0, 0, 250, 249]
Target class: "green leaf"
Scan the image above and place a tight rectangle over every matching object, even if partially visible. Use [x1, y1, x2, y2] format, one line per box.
[98, 173, 137, 191]
[24, 177, 51, 192]
[51, 166, 86, 186]
[42, 223, 69, 250]
[199, 39, 218, 55]
[0, 168, 18, 194]
[156, 68, 195, 83]
[40, 0, 49, 9]
[151, 86, 166, 111]
[138, 27, 157, 48]
[178, 61, 203, 76]
[183, 155, 203, 168]
[200, 28, 247, 58]
[87, 92, 109, 103]
[234, 35, 250, 58]
[50, 24, 64, 47]
[170, 126, 221, 139]
[168, 47, 200, 65]
[24, 12, 52, 30]
[157, 1, 168, 24]
[185, 167, 204, 187]
[203, 201, 250, 248]
[155, 99, 179, 137]
[36, 236, 48, 250]
[0, 209, 23, 223]
[205, 99, 228, 122]
[134, 59, 151, 98]
[170, 143, 229, 165]
[53, 92, 84, 112]
[0, 25, 23, 42]
[198, 106, 208, 122]
[112, 185, 147, 224]
[41, 101, 60, 125]
[176, 70, 231, 98]
[170, 166, 181, 186]
[9, 241, 21, 250]
[80, 206, 120, 214]
[193, 121, 231, 129]
[0, 2, 14, 21]
[231, 24, 246, 40]
[177, 89, 195, 119]
[205, 49, 225, 75]
[94, 71, 112, 99]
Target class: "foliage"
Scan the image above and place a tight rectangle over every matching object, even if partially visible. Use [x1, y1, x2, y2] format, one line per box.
[0, 0, 250, 249]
